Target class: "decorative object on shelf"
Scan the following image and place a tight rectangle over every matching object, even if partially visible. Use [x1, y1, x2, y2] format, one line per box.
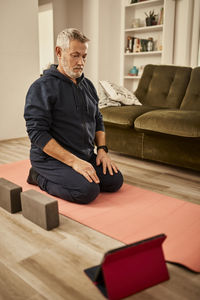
[147, 37, 154, 51]
[141, 39, 148, 52]
[145, 10, 158, 26]
[158, 42, 162, 51]
[128, 66, 139, 76]
[132, 18, 140, 28]
[158, 7, 164, 25]
[125, 47, 131, 54]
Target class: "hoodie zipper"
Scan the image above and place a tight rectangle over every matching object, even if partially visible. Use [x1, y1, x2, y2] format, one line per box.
[77, 85, 87, 150]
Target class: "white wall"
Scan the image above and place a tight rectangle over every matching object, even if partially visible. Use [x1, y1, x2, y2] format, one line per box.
[39, 0, 83, 64]
[82, 0, 99, 88]
[173, 0, 194, 66]
[173, 0, 200, 67]
[190, 0, 200, 67]
[82, 0, 121, 89]
[65, 0, 83, 33]
[98, 0, 121, 84]
[52, 0, 69, 62]
[53, 0, 83, 62]
[38, 2, 54, 73]
[0, 0, 40, 141]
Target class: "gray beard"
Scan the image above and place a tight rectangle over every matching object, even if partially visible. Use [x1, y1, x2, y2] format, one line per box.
[61, 58, 82, 79]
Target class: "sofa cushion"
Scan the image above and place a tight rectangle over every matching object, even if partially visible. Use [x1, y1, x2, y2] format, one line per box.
[135, 64, 192, 108]
[180, 67, 200, 110]
[101, 105, 161, 128]
[134, 109, 200, 137]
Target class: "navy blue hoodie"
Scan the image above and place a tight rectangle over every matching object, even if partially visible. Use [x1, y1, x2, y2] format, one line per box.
[24, 65, 104, 162]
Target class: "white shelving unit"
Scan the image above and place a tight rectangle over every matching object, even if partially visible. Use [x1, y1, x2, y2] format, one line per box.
[124, 51, 162, 56]
[120, 0, 175, 92]
[125, 24, 163, 33]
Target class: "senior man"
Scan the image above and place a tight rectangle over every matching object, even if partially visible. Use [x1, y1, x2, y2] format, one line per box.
[24, 28, 123, 204]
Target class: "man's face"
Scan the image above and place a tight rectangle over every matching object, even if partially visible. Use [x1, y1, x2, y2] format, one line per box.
[60, 40, 88, 79]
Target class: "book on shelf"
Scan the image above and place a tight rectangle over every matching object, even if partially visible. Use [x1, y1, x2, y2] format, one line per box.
[126, 36, 156, 53]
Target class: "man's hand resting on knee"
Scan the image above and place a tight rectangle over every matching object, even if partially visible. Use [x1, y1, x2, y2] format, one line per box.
[72, 158, 100, 183]
[43, 138, 100, 183]
[96, 149, 118, 175]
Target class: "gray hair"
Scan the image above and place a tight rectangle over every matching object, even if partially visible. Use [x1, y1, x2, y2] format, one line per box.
[56, 28, 90, 49]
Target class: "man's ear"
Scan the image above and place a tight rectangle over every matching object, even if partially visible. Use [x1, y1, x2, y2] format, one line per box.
[55, 46, 62, 58]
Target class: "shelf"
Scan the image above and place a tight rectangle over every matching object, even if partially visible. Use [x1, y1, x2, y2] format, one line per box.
[125, 0, 163, 9]
[124, 76, 141, 79]
[125, 24, 163, 33]
[122, 0, 175, 91]
[124, 50, 162, 56]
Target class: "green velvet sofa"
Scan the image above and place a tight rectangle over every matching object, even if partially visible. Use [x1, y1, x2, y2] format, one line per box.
[101, 64, 200, 172]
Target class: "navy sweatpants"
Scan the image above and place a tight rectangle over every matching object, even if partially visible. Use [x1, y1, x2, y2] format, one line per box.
[31, 153, 123, 204]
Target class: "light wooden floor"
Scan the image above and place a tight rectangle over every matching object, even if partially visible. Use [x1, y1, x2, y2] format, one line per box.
[0, 137, 200, 300]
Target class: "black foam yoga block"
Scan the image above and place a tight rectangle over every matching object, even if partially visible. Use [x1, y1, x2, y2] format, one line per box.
[21, 189, 59, 230]
[0, 177, 22, 213]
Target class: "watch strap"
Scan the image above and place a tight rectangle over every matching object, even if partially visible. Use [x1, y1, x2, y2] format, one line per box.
[97, 145, 108, 153]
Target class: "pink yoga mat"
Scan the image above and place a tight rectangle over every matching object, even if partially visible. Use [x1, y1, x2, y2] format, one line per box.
[0, 160, 200, 272]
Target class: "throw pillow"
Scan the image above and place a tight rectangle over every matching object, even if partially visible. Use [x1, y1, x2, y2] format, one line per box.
[99, 80, 142, 107]
[98, 84, 121, 108]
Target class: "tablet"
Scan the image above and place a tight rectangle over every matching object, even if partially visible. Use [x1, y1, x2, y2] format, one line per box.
[84, 234, 169, 300]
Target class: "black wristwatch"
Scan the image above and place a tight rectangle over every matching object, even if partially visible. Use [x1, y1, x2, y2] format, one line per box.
[97, 145, 108, 153]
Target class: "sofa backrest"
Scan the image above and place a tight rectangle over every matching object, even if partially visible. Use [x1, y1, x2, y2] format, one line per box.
[180, 67, 200, 110]
[135, 64, 192, 108]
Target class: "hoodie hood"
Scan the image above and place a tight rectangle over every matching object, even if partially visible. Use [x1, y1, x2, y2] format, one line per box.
[43, 64, 85, 85]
